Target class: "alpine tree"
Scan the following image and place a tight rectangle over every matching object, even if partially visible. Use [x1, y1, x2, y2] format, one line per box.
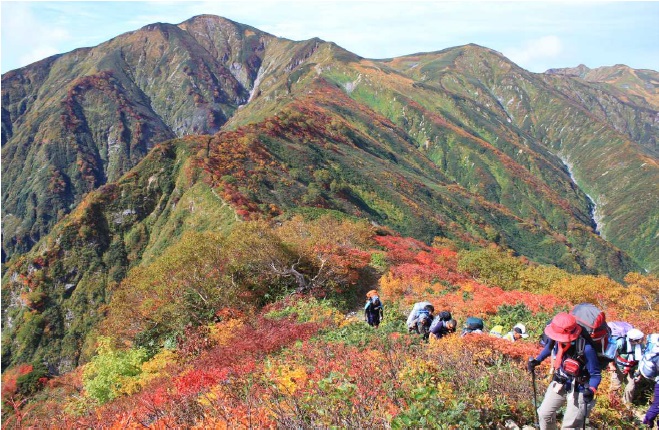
[272, 215, 374, 294]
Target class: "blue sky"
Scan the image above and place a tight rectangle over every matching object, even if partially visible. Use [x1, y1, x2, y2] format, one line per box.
[1, 1, 658, 74]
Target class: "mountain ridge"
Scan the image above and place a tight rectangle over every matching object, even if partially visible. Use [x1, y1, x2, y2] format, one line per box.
[3, 14, 656, 269]
[2, 13, 657, 373]
[545, 63, 659, 110]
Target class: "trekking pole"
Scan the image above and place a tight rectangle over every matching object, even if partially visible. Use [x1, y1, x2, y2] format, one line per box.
[581, 387, 592, 430]
[531, 368, 540, 429]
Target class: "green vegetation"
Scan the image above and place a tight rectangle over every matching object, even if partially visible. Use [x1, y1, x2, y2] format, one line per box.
[1, 17, 657, 427]
[82, 337, 148, 403]
[3, 221, 655, 428]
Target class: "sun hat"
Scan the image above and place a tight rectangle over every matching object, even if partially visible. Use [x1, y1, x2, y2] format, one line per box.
[513, 323, 530, 339]
[544, 313, 582, 343]
[627, 328, 644, 341]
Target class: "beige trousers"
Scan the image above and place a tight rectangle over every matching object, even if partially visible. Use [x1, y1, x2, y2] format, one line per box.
[537, 380, 595, 430]
[609, 366, 636, 404]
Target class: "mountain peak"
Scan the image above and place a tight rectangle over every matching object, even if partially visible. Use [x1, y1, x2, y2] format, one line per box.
[139, 21, 166, 30]
[179, 14, 239, 28]
[177, 14, 271, 37]
[545, 63, 659, 108]
[544, 64, 591, 78]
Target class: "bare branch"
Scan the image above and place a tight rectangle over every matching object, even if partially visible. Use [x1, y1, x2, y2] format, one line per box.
[269, 260, 308, 292]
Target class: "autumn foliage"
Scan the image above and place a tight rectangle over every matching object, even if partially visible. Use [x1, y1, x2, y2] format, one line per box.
[3, 225, 658, 428]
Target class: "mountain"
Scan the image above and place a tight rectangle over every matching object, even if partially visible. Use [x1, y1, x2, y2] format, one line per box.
[2, 15, 657, 371]
[1, 16, 273, 260]
[546, 63, 659, 109]
[545, 64, 592, 78]
[379, 48, 659, 271]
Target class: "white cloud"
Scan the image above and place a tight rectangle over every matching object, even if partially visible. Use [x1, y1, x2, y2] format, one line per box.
[18, 46, 61, 68]
[505, 36, 563, 71]
[1, 3, 72, 71]
[2, 2, 657, 74]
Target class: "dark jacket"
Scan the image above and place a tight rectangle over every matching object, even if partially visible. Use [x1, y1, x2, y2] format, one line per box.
[430, 319, 452, 339]
[536, 340, 602, 391]
[364, 297, 383, 326]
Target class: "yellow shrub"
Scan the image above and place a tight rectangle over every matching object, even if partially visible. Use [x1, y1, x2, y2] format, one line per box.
[120, 349, 177, 395]
[210, 319, 244, 346]
[548, 275, 623, 309]
[272, 365, 308, 394]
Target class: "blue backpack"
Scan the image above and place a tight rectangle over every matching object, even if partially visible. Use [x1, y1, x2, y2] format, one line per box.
[639, 333, 659, 381]
[365, 296, 383, 315]
[417, 309, 431, 321]
[465, 317, 484, 331]
[603, 321, 633, 360]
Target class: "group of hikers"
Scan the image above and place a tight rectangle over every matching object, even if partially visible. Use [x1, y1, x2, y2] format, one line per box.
[363, 291, 659, 429]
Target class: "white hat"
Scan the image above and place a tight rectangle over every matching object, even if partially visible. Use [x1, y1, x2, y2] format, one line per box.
[514, 323, 530, 338]
[627, 328, 644, 341]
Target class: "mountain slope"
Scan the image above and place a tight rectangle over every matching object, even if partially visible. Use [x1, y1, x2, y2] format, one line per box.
[3, 16, 656, 272]
[546, 63, 659, 110]
[1, 75, 639, 371]
[2, 16, 658, 371]
[378, 46, 658, 271]
[1, 16, 272, 259]
[1, 136, 240, 371]
[4, 231, 657, 428]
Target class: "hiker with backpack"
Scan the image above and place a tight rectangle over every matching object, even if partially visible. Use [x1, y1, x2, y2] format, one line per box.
[461, 317, 484, 337]
[639, 334, 659, 427]
[489, 325, 504, 338]
[430, 312, 457, 340]
[364, 290, 384, 328]
[527, 312, 601, 429]
[406, 302, 433, 332]
[504, 323, 530, 342]
[407, 303, 435, 340]
[607, 324, 645, 405]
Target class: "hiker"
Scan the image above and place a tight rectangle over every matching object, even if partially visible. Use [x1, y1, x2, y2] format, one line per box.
[639, 333, 659, 427]
[503, 323, 530, 342]
[489, 325, 504, 338]
[461, 317, 484, 337]
[407, 302, 434, 332]
[527, 312, 601, 429]
[430, 318, 457, 340]
[364, 290, 383, 328]
[609, 327, 645, 404]
[644, 382, 659, 428]
[407, 303, 434, 340]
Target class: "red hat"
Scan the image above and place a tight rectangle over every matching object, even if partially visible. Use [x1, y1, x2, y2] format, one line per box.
[544, 313, 582, 343]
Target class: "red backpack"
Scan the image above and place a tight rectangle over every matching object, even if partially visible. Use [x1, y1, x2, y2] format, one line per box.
[570, 303, 611, 361]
